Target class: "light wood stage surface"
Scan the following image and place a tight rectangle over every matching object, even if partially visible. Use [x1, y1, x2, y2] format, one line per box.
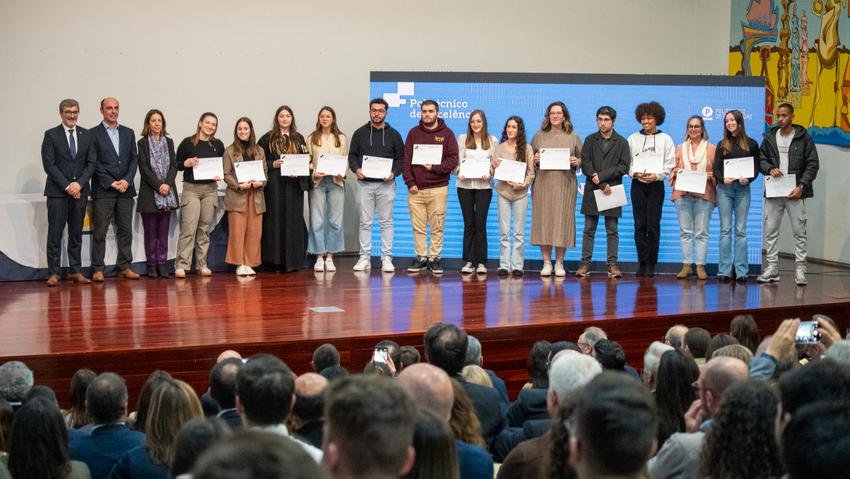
[1, 257, 848, 406]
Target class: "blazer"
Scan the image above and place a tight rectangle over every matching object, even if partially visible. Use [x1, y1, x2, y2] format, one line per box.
[506, 388, 548, 427]
[136, 135, 178, 213]
[109, 446, 170, 479]
[90, 123, 138, 199]
[42, 125, 98, 197]
[453, 375, 507, 452]
[68, 424, 145, 479]
[222, 143, 268, 213]
[580, 130, 631, 217]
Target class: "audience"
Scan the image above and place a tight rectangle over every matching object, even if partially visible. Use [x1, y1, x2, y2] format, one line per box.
[363, 361, 392, 377]
[460, 365, 492, 387]
[449, 379, 487, 448]
[64, 369, 96, 429]
[171, 417, 232, 478]
[400, 345, 421, 370]
[375, 340, 403, 376]
[576, 327, 606, 355]
[710, 344, 753, 365]
[201, 350, 241, 417]
[290, 372, 327, 449]
[664, 324, 688, 349]
[654, 349, 700, 451]
[682, 327, 710, 367]
[0, 399, 11, 453]
[0, 361, 33, 409]
[403, 410, 461, 479]
[642, 341, 674, 391]
[465, 335, 509, 404]
[130, 370, 172, 433]
[208, 357, 242, 430]
[507, 341, 551, 428]
[704, 333, 738, 361]
[193, 431, 330, 479]
[782, 400, 850, 479]
[825, 339, 850, 365]
[319, 366, 349, 381]
[729, 314, 760, 355]
[312, 343, 341, 374]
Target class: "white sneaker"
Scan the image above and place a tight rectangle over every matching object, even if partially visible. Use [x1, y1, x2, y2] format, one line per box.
[244, 266, 256, 276]
[795, 265, 807, 285]
[757, 264, 780, 283]
[554, 262, 566, 277]
[353, 257, 371, 271]
[461, 262, 474, 274]
[382, 257, 395, 272]
[314, 256, 325, 271]
[540, 261, 553, 276]
[325, 258, 336, 272]
[236, 265, 247, 276]
[476, 263, 487, 274]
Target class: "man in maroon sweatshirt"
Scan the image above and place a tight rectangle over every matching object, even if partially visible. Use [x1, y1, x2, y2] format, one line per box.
[402, 100, 459, 274]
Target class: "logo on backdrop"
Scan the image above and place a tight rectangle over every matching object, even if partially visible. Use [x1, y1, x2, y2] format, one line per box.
[384, 82, 415, 108]
[702, 106, 714, 121]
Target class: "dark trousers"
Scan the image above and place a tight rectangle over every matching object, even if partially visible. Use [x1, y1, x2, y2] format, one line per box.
[46, 196, 88, 276]
[91, 197, 135, 272]
[457, 188, 492, 265]
[630, 180, 664, 264]
[141, 211, 171, 266]
[581, 215, 619, 265]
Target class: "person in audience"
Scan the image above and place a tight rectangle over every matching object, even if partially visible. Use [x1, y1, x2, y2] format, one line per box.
[306, 106, 348, 272]
[548, 341, 581, 361]
[312, 343, 340, 374]
[465, 335, 508, 404]
[576, 327, 607, 355]
[455, 110, 497, 274]
[319, 366, 349, 381]
[642, 341, 674, 391]
[705, 333, 739, 361]
[423, 323, 505, 451]
[110, 379, 203, 479]
[364, 361, 392, 377]
[683, 327, 710, 367]
[235, 354, 322, 462]
[69, 373, 145, 479]
[654, 349, 700, 451]
[8, 396, 91, 479]
[497, 353, 602, 476]
[664, 325, 688, 349]
[0, 398, 12, 454]
[193, 431, 330, 479]
[208, 358, 242, 430]
[289, 372, 327, 449]
[222, 117, 267, 276]
[400, 345, 422, 370]
[449, 379, 487, 449]
[782, 400, 850, 479]
[729, 314, 760, 354]
[200, 350, 241, 417]
[592, 339, 626, 372]
[711, 344, 753, 365]
[130, 370, 172, 432]
[460, 365, 492, 388]
[171, 417, 231, 478]
[404, 410, 462, 479]
[173, 112, 223, 278]
[0, 361, 33, 409]
[323, 375, 415, 479]
[24, 385, 59, 405]
[136, 108, 178, 278]
[491, 116, 535, 276]
[64, 369, 95, 428]
[670, 115, 716, 280]
[778, 360, 850, 422]
[699, 380, 784, 479]
[826, 340, 850, 365]
[508, 341, 551, 427]
[375, 340, 403, 376]
[398, 363, 493, 479]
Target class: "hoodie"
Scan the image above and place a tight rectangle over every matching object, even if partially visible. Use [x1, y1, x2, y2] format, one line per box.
[402, 118, 459, 190]
[347, 122, 404, 183]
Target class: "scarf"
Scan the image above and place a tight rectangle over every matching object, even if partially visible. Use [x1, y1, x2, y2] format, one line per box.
[148, 136, 178, 211]
[683, 138, 708, 173]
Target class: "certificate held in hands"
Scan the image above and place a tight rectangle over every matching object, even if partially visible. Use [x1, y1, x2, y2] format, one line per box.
[193, 157, 224, 181]
[412, 144, 443, 165]
[594, 184, 628, 212]
[234, 160, 266, 183]
[317, 154, 348, 177]
[764, 173, 797, 198]
[459, 157, 490, 179]
[723, 157, 754, 179]
[673, 169, 708, 194]
[361, 156, 393, 179]
[280, 154, 310, 176]
[632, 152, 663, 175]
[539, 148, 570, 170]
[493, 158, 526, 184]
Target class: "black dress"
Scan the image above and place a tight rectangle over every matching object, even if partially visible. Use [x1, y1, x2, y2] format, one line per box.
[258, 131, 311, 272]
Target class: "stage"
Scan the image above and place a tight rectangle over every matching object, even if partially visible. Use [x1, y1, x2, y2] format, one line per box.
[1, 256, 847, 407]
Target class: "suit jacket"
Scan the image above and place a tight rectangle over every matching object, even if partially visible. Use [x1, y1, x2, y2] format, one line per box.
[69, 423, 145, 479]
[42, 125, 98, 197]
[486, 369, 509, 405]
[222, 143, 268, 213]
[456, 439, 494, 479]
[453, 375, 506, 452]
[506, 388, 548, 428]
[90, 123, 138, 199]
[136, 135, 178, 213]
[109, 446, 169, 479]
[580, 130, 631, 217]
[217, 408, 243, 431]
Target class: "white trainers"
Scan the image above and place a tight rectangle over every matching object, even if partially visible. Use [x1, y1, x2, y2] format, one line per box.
[540, 261, 553, 277]
[757, 264, 780, 283]
[236, 265, 248, 276]
[244, 266, 256, 276]
[476, 263, 487, 274]
[314, 256, 325, 271]
[382, 257, 395, 272]
[461, 262, 475, 274]
[795, 265, 807, 285]
[325, 258, 336, 272]
[554, 262, 566, 277]
[354, 257, 371, 271]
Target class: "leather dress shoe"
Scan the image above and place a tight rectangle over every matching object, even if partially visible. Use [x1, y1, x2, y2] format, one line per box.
[68, 273, 91, 284]
[46, 275, 60, 286]
[92, 271, 105, 282]
[120, 269, 140, 280]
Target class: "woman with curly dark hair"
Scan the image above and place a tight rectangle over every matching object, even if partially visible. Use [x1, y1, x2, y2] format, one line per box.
[654, 349, 699, 450]
[698, 380, 784, 479]
[64, 368, 95, 428]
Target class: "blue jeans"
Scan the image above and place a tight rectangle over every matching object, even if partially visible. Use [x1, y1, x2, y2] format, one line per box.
[674, 196, 714, 265]
[498, 194, 528, 271]
[307, 176, 345, 254]
[716, 182, 751, 277]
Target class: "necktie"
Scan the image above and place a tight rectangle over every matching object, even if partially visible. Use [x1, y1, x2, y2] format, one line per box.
[69, 129, 77, 159]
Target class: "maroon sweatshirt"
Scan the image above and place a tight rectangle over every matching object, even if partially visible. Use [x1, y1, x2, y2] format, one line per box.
[402, 118, 459, 190]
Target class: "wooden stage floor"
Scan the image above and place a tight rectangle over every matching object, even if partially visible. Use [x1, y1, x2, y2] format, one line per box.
[2, 256, 848, 404]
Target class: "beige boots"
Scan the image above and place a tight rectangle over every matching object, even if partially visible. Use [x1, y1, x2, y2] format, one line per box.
[677, 264, 708, 280]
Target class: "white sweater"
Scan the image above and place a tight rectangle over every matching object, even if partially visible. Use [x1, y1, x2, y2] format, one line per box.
[455, 134, 497, 189]
[627, 130, 676, 181]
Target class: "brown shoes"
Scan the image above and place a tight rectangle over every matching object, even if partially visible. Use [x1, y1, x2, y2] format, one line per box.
[68, 273, 91, 284]
[120, 269, 140, 280]
[696, 265, 708, 280]
[677, 264, 692, 279]
[92, 271, 104, 282]
[608, 264, 622, 278]
[46, 275, 60, 286]
[575, 264, 590, 277]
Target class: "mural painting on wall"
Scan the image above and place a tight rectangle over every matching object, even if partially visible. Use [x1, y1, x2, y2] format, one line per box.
[731, 0, 850, 145]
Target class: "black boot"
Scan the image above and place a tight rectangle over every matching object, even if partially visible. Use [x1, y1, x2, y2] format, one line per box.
[645, 263, 655, 278]
[637, 262, 646, 277]
[157, 264, 168, 278]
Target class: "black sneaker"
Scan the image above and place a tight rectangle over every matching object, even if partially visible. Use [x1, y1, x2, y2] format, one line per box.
[636, 262, 646, 277]
[408, 257, 427, 272]
[429, 257, 443, 274]
[645, 263, 655, 278]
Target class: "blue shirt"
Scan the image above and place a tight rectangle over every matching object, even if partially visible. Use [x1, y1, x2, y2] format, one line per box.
[103, 121, 120, 155]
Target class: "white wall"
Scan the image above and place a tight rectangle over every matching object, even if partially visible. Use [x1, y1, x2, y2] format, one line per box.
[2, 0, 847, 263]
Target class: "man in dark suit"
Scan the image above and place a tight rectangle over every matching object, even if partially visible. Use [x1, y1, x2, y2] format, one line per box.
[89, 97, 139, 281]
[41, 99, 98, 286]
[68, 373, 145, 479]
[210, 357, 243, 430]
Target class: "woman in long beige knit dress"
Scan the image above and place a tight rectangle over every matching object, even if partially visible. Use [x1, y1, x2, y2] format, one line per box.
[530, 101, 582, 277]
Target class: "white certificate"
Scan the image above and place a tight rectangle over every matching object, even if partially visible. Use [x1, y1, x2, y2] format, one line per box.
[539, 148, 571, 170]
[459, 157, 490, 179]
[632, 152, 663, 175]
[764, 173, 797, 198]
[673, 169, 708, 194]
[279, 154, 310, 176]
[192, 157, 223, 180]
[493, 158, 526, 184]
[594, 184, 628, 212]
[723, 157, 754, 179]
[316, 154, 348, 177]
[412, 144, 443, 165]
[234, 160, 266, 183]
[361, 156, 393, 179]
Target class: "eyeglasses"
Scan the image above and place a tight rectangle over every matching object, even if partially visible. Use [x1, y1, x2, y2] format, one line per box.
[370, 109, 386, 114]
[63, 110, 79, 116]
[687, 125, 702, 130]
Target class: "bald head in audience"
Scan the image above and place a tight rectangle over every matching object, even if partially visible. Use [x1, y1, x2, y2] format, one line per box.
[217, 350, 241, 363]
[698, 356, 750, 420]
[397, 363, 453, 423]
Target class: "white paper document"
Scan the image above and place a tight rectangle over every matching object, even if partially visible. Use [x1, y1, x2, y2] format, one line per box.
[279, 154, 310, 176]
[764, 173, 797, 198]
[316, 154, 348, 177]
[412, 144, 443, 165]
[233, 160, 266, 183]
[539, 148, 571, 170]
[493, 158, 526, 184]
[192, 157, 224, 181]
[594, 184, 628, 212]
[361, 156, 393, 179]
[673, 169, 708, 194]
[459, 157, 491, 179]
[723, 157, 754, 179]
[632, 152, 663, 175]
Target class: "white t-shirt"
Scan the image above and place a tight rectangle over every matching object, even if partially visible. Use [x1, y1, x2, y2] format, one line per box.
[776, 130, 793, 175]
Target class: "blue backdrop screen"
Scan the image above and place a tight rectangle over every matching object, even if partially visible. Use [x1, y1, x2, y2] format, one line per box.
[369, 72, 765, 265]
